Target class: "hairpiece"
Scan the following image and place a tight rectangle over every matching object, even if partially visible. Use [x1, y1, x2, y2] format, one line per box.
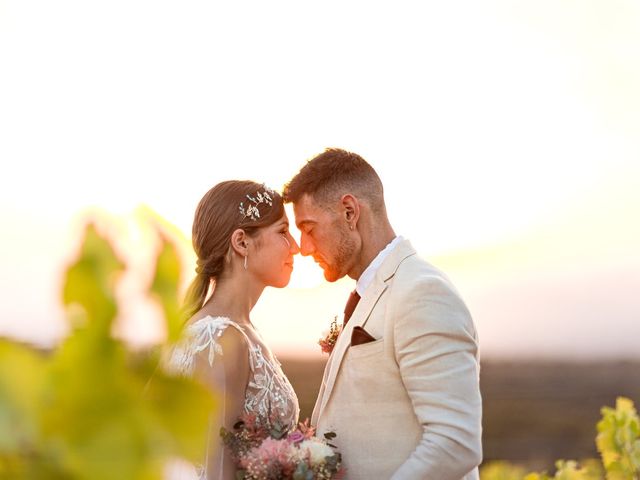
[239, 185, 275, 221]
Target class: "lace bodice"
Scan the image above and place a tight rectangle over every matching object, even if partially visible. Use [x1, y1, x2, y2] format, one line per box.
[166, 316, 299, 431]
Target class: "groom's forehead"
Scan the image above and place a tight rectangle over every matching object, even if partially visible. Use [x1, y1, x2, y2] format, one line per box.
[293, 195, 333, 224]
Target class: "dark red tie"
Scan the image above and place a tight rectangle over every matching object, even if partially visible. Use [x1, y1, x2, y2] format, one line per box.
[343, 290, 361, 325]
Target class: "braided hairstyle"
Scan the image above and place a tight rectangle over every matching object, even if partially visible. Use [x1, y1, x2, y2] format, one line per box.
[182, 180, 285, 322]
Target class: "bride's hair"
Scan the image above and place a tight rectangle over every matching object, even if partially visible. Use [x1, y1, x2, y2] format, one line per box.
[181, 180, 285, 322]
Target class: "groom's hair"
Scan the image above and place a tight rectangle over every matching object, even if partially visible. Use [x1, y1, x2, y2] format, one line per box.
[283, 148, 385, 213]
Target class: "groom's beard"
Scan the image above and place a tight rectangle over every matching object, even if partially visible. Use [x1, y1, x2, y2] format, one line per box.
[321, 228, 356, 282]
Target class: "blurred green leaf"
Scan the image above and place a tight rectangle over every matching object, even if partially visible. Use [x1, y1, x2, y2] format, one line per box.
[596, 396, 640, 478]
[553, 460, 594, 480]
[62, 223, 124, 335]
[0, 341, 44, 451]
[480, 460, 528, 480]
[150, 232, 182, 343]
[142, 369, 216, 462]
[524, 474, 552, 480]
[0, 211, 216, 479]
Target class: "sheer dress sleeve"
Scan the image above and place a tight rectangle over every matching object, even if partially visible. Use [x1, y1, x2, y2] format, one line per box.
[165, 317, 251, 480]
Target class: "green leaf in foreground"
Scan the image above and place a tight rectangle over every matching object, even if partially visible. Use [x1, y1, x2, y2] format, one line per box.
[62, 223, 124, 334]
[150, 232, 183, 343]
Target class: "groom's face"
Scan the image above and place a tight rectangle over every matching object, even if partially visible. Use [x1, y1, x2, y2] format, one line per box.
[293, 194, 356, 282]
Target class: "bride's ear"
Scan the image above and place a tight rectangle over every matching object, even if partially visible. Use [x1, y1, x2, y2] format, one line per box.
[230, 229, 249, 257]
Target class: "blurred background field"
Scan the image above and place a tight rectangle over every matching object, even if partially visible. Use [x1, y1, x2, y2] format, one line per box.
[280, 356, 640, 473]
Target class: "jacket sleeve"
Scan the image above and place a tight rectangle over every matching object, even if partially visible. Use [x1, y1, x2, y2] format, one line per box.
[389, 272, 483, 480]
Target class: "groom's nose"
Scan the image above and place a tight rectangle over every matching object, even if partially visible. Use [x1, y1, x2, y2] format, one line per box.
[299, 233, 314, 257]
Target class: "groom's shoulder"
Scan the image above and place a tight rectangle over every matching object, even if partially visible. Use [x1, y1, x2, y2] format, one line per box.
[390, 253, 475, 331]
[394, 244, 449, 281]
[391, 246, 463, 299]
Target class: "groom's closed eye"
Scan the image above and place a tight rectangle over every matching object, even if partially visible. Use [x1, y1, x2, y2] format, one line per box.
[298, 221, 315, 234]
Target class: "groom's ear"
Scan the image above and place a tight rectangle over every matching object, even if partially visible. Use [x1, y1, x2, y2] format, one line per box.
[340, 194, 360, 228]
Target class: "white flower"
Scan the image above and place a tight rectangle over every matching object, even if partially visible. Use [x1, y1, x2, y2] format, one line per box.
[299, 439, 334, 465]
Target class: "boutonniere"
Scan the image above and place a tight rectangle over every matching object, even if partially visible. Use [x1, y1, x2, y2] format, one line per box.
[318, 316, 342, 354]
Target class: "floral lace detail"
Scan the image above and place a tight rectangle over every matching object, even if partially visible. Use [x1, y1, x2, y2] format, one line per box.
[165, 316, 299, 431]
[244, 343, 298, 426]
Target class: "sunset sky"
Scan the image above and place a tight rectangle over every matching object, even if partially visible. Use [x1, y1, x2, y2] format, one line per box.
[1, 0, 639, 359]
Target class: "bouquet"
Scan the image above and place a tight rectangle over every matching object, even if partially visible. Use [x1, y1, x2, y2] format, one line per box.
[220, 413, 343, 479]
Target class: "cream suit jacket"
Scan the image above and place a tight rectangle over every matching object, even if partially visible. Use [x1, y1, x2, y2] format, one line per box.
[311, 240, 482, 480]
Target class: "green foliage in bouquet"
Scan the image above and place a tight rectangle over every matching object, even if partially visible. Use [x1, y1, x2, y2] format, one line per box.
[0, 215, 216, 479]
[481, 397, 639, 480]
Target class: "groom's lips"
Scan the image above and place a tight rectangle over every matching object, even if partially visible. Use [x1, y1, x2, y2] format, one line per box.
[314, 258, 330, 271]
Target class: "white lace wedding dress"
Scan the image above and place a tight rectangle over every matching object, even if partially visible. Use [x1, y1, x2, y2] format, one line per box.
[163, 316, 300, 480]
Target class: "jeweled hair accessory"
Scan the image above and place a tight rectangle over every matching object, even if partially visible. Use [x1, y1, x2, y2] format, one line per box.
[239, 185, 275, 221]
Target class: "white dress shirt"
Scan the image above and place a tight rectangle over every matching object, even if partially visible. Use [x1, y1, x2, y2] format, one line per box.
[355, 235, 403, 297]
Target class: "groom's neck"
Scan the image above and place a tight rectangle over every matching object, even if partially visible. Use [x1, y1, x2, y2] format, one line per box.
[349, 217, 396, 281]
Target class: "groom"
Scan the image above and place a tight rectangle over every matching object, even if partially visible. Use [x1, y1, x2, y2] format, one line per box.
[284, 149, 482, 480]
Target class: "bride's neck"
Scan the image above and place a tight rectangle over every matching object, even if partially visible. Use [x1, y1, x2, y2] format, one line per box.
[199, 272, 264, 325]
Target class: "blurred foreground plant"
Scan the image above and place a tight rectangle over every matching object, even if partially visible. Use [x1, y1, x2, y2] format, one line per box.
[596, 397, 640, 479]
[481, 397, 639, 480]
[0, 215, 215, 479]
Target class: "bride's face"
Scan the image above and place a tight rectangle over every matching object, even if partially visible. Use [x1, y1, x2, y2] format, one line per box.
[250, 212, 299, 288]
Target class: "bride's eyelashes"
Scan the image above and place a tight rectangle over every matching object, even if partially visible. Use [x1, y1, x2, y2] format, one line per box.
[280, 229, 291, 247]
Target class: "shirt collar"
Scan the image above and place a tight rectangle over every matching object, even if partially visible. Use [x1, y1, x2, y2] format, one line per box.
[355, 235, 403, 297]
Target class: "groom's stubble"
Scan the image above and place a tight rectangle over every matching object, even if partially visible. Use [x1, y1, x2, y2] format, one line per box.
[322, 219, 358, 283]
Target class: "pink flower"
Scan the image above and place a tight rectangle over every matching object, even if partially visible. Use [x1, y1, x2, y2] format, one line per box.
[287, 431, 305, 444]
[297, 418, 316, 440]
[241, 438, 301, 477]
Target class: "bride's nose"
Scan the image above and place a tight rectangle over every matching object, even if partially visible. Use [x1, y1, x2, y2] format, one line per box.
[288, 232, 300, 255]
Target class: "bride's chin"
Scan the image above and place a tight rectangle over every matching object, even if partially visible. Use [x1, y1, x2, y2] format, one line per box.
[271, 275, 292, 289]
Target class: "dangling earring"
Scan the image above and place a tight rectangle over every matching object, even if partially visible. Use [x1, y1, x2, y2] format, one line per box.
[244, 255, 248, 270]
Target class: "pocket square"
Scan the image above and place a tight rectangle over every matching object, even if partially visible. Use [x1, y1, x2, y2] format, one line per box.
[351, 326, 376, 346]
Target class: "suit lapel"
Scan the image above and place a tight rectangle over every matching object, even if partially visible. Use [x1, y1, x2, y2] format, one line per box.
[315, 239, 417, 421]
[316, 280, 388, 420]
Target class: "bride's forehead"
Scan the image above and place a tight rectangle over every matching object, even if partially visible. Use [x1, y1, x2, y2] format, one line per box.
[276, 212, 290, 225]
[262, 214, 289, 231]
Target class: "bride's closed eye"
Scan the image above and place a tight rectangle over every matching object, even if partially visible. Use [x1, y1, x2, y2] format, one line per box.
[280, 229, 291, 247]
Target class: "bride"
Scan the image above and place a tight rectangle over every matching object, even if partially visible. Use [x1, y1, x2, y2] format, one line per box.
[164, 180, 301, 479]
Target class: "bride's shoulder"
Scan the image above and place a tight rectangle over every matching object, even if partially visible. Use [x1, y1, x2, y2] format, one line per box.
[166, 316, 249, 375]
[187, 314, 250, 346]
[186, 314, 242, 333]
